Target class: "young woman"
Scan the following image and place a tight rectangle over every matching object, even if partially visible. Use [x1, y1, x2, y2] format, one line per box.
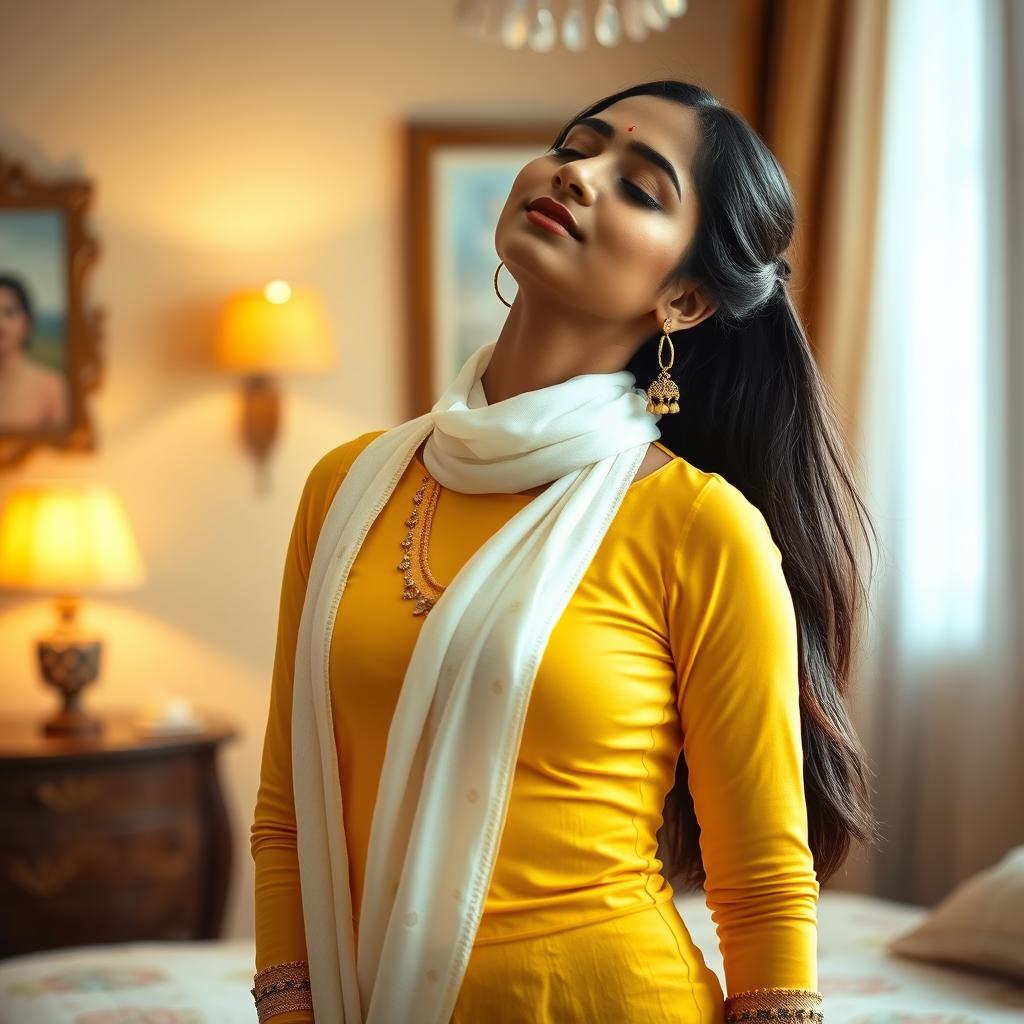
[250, 79, 879, 1024]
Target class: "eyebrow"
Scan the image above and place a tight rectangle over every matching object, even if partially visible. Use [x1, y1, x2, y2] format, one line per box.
[568, 116, 682, 201]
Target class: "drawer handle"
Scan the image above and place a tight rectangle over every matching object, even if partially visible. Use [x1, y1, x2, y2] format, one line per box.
[35, 777, 101, 813]
[9, 853, 80, 897]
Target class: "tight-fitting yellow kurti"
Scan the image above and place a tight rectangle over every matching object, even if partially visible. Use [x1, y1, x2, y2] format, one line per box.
[250, 429, 821, 1023]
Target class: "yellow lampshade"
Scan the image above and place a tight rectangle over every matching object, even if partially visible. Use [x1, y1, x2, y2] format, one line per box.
[0, 482, 146, 593]
[215, 280, 335, 373]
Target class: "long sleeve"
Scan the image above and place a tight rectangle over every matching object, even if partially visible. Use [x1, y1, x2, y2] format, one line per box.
[667, 475, 824, 1020]
[249, 446, 353, 1023]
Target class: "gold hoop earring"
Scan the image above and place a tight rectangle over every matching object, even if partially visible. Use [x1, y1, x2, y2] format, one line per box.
[493, 260, 514, 308]
[645, 317, 681, 415]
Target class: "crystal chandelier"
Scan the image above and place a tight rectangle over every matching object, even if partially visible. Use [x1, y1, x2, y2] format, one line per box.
[455, 0, 689, 51]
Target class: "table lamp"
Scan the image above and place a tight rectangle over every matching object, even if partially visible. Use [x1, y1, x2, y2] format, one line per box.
[0, 481, 146, 737]
[214, 280, 336, 494]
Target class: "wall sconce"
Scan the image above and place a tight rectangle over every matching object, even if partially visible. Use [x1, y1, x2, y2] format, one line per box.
[0, 482, 146, 737]
[214, 280, 336, 494]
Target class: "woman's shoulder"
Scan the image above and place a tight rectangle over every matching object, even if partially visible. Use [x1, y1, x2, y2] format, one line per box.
[658, 464, 792, 642]
[653, 455, 782, 567]
[299, 428, 389, 524]
[309, 428, 389, 484]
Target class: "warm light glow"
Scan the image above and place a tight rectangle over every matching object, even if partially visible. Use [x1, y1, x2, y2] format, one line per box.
[264, 279, 292, 304]
[214, 284, 336, 374]
[0, 483, 146, 593]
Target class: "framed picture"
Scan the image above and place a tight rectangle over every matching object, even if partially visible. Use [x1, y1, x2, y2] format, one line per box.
[404, 120, 564, 415]
[0, 154, 103, 470]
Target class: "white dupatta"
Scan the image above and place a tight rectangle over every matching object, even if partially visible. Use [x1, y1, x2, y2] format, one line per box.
[291, 340, 661, 1023]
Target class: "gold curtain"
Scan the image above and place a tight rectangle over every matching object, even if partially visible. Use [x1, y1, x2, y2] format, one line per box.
[734, 0, 891, 444]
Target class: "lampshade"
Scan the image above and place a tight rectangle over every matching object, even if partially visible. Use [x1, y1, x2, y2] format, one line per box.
[215, 280, 336, 374]
[0, 482, 146, 593]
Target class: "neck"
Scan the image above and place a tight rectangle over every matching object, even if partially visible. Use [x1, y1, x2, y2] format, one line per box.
[480, 289, 644, 405]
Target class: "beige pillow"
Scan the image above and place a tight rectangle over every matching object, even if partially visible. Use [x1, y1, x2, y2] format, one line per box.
[887, 844, 1024, 981]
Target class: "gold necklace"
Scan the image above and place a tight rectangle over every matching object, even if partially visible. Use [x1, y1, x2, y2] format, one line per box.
[398, 473, 447, 616]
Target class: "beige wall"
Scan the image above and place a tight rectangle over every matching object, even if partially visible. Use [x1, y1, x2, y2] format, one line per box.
[0, 0, 746, 940]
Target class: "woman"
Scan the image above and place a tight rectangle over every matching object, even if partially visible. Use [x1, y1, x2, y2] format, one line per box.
[0, 274, 68, 432]
[250, 79, 880, 1024]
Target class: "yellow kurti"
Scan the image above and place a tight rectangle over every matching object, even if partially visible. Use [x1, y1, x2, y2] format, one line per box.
[251, 429, 820, 1023]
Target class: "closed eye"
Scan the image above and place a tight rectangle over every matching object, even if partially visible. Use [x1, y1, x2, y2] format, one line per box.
[549, 146, 662, 211]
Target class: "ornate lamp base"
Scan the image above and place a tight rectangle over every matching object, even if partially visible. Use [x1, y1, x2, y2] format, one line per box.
[36, 596, 104, 738]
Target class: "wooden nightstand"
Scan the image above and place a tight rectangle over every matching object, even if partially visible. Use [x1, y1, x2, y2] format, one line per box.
[0, 709, 238, 958]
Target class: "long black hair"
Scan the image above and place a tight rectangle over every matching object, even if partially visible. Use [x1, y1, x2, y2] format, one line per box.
[549, 80, 882, 888]
[0, 274, 35, 351]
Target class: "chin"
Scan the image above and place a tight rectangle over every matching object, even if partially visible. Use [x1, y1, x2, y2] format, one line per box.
[502, 226, 580, 270]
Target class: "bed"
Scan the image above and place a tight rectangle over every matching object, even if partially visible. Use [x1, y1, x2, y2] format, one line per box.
[1, 890, 1021, 1023]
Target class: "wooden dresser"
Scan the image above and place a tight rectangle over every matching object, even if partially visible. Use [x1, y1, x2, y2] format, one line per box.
[0, 709, 238, 957]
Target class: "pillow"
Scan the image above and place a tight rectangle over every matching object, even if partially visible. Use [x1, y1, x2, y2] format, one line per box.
[887, 844, 1024, 981]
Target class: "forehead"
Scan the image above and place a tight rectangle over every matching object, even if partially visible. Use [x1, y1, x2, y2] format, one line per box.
[569, 94, 698, 178]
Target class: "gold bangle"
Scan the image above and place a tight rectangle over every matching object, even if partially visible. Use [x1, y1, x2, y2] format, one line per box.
[250, 959, 313, 1022]
[724, 985, 824, 1022]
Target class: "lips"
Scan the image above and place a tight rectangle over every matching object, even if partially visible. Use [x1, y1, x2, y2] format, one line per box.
[525, 196, 582, 240]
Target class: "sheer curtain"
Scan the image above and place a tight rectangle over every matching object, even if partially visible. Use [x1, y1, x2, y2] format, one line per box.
[847, 0, 1024, 905]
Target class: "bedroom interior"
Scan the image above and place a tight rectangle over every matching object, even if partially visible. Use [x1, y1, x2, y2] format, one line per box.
[0, 1, 1022, 1021]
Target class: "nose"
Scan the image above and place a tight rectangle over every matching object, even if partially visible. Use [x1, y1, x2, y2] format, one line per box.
[552, 162, 596, 205]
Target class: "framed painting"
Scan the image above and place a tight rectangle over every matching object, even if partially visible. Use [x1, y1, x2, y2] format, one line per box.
[0, 154, 103, 470]
[404, 120, 564, 415]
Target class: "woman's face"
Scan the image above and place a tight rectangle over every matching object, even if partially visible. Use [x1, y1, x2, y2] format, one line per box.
[0, 286, 30, 355]
[494, 94, 703, 324]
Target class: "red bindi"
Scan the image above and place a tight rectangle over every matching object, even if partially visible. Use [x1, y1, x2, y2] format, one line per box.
[628, 125, 636, 132]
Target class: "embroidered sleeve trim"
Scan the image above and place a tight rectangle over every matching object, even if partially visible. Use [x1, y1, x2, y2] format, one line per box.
[250, 959, 313, 1022]
[724, 985, 824, 1022]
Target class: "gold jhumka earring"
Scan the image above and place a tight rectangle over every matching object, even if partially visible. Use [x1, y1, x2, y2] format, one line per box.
[645, 316, 680, 415]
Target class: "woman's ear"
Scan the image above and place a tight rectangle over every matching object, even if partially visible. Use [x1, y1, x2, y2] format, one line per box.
[659, 283, 717, 331]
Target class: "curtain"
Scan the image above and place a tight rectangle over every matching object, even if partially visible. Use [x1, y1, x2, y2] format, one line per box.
[847, 0, 1024, 905]
[735, 0, 891, 441]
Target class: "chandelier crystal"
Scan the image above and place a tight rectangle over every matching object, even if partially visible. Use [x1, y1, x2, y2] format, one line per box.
[455, 0, 688, 51]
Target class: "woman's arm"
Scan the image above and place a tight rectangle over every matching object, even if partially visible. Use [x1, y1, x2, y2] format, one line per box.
[667, 475, 824, 1021]
[250, 447, 352, 1023]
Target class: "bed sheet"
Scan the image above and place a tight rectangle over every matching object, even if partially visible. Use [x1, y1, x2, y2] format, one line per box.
[0, 891, 1021, 1022]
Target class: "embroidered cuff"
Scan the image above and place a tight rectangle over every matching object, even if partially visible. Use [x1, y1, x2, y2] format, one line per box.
[250, 959, 313, 1022]
[724, 986, 824, 1022]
